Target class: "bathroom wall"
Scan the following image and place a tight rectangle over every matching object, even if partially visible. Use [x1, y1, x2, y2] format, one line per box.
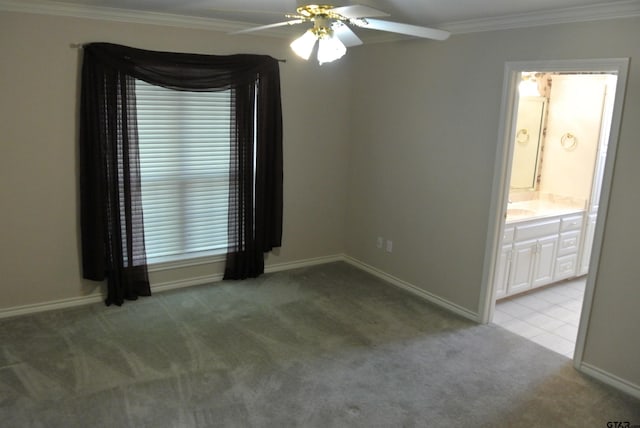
[538, 75, 610, 205]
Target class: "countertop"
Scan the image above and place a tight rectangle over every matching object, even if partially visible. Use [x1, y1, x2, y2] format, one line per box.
[506, 200, 584, 223]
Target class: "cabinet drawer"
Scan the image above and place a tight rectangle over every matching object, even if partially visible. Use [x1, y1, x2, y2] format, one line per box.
[561, 215, 583, 232]
[515, 219, 560, 241]
[502, 227, 514, 244]
[554, 253, 578, 281]
[558, 230, 581, 256]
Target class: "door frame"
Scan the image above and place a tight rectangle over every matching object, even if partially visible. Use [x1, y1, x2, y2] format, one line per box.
[478, 58, 629, 367]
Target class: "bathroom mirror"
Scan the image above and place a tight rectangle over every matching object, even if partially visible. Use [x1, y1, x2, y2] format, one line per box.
[510, 96, 546, 190]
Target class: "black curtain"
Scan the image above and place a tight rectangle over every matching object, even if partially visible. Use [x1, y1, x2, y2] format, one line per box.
[80, 43, 283, 305]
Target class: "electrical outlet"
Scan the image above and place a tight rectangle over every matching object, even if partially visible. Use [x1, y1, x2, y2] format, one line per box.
[376, 236, 383, 249]
[386, 240, 393, 253]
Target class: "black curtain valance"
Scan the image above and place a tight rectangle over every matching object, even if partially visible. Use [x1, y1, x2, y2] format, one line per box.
[84, 42, 279, 91]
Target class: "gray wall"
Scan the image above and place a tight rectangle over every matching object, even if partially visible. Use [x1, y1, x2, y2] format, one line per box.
[346, 18, 640, 388]
[0, 11, 350, 308]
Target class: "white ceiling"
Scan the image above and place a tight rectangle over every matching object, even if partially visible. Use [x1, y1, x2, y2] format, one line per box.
[2, 0, 640, 35]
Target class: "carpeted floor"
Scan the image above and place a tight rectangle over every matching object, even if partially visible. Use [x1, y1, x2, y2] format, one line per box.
[1, 262, 638, 427]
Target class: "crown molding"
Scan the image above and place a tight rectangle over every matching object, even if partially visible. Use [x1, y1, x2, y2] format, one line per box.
[440, 0, 640, 34]
[0, 0, 257, 34]
[1, 0, 640, 37]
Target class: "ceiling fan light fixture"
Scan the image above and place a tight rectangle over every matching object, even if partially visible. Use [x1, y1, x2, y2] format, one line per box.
[317, 32, 346, 65]
[233, 4, 451, 61]
[290, 29, 318, 60]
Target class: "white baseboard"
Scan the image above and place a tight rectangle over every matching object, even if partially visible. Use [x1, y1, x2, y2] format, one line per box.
[151, 273, 224, 293]
[343, 255, 480, 322]
[150, 254, 345, 294]
[0, 253, 478, 323]
[579, 362, 640, 400]
[0, 254, 345, 319]
[0, 293, 105, 319]
[265, 254, 344, 274]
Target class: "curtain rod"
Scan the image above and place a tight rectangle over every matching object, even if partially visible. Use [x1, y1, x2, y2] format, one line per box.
[69, 43, 286, 62]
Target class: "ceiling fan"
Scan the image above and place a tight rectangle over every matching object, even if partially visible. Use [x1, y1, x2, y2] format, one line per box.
[231, 4, 450, 65]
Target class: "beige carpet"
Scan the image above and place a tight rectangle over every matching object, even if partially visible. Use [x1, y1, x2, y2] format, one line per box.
[1, 262, 638, 427]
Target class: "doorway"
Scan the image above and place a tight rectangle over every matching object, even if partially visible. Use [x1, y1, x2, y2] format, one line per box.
[479, 59, 629, 365]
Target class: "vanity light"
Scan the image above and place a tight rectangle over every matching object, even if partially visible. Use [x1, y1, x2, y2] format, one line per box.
[518, 79, 539, 97]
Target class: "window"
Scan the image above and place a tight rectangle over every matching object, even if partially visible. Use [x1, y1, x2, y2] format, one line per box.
[135, 79, 231, 262]
[81, 43, 282, 304]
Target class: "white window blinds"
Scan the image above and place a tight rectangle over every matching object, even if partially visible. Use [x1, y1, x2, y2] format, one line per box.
[135, 79, 231, 262]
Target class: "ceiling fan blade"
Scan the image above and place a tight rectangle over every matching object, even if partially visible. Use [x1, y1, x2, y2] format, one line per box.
[230, 19, 305, 35]
[355, 18, 450, 41]
[331, 4, 390, 19]
[332, 22, 363, 47]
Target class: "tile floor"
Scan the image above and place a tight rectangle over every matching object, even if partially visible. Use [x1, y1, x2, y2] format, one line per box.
[493, 277, 586, 358]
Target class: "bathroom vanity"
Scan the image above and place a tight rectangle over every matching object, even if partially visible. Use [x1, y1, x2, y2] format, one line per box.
[495, 204, 587, 299]
[495, 74, 615, 300]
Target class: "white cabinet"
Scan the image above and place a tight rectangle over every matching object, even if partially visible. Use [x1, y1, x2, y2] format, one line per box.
[507, 234, 559, 295]
[496, 212, 584, 299]
[533, 235, 559, 287]
[495, 227, 514, 299]
[504, 217, 561, 296]
[555, 232, 581, 281]
[555, 254, 579, 281]
[495, 243, 513, 299]
[557, 230, 581, 256]
[579, 213, 597, 275]
[509, 239, 537, 294]
[554, 214, 583, 281]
